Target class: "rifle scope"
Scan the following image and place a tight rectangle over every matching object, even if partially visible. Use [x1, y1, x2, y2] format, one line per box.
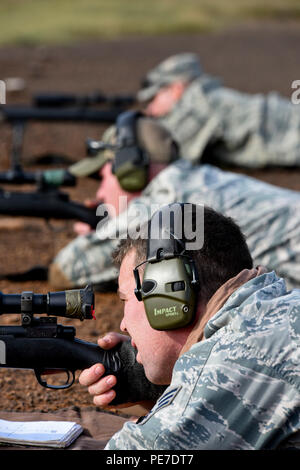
[0, 285, 95, 321]
[0, 169, 76, 187]
[33, 92, 136, 108]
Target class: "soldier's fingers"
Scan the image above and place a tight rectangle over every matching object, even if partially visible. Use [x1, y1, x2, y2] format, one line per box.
[73, 221, 92, 235]
[88, 374, 117, 396]
[79, 363, 105, 387]
[98, 332, 129, 350]
[84, 198, 99, 208]
[93, 389, 116, 408]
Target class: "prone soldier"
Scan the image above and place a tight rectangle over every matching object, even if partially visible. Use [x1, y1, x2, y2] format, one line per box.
[79, 202, 300, 449]
[138, 52, 300, 168]
[49, 113, 300, 291]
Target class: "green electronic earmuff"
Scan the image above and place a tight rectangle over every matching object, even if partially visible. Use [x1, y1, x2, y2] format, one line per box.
[133, 203, 199, 330]
[112, 111, 149, 192]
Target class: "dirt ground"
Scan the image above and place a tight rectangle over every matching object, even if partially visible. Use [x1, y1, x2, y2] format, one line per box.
[0, 20, 300, 414]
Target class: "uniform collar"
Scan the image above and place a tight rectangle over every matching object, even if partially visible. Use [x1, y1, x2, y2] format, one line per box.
[180, 265, 268, 355]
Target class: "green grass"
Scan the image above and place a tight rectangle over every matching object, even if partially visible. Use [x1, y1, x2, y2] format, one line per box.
[0, 0, 300, 45]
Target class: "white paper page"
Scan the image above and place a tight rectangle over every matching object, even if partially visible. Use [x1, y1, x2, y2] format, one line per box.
[0, 419, 83, 446]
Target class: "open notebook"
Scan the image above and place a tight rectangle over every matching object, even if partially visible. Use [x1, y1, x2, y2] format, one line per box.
[0, 419, 83, 448]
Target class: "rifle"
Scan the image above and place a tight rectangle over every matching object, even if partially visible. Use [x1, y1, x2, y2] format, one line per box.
[0, 168, 76, 187]
[0, 105, 124, 123]
[33, 91, 136, 108]
[0, 106, 111, 226]
[0, 105, 124, 170]
[0, 185, 103, 228]
[0, 285, 166, 405]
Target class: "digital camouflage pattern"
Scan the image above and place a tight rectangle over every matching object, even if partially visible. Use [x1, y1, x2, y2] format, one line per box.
[158, 76, 300, 168]
[139, 53, 300, 168]
[105, 271, 300, 450]
[137, 52, 203, 102]
[51, 160, 300, 290]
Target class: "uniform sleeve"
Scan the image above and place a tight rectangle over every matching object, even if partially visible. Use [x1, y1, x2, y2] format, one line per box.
[49, 162, 186, 288]
[104, 338, 300, 450]
[50, 232, 120, 288]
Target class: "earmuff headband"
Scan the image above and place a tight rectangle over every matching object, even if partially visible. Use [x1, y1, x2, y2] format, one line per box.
[133, 203, 200, 330]
[113, 111, 149, 192]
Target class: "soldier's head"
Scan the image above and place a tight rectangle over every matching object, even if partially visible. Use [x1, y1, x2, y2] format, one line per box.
[138, 53, 202, 117]
[113, 203, 253, 384]
[69, 114, 179, 217]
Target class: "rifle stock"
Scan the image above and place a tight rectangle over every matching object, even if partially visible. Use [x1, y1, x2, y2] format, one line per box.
[0, 333, 166, 404]
[0, 188, 104, 228]
[0, 287, 166, 406]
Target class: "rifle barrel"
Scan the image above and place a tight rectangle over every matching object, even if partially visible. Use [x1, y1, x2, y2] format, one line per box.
[0, 105, 122, 123]
[33, 92, 136, 108]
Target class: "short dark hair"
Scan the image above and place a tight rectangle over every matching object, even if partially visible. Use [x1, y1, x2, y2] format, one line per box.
[113, 205, 253, 304]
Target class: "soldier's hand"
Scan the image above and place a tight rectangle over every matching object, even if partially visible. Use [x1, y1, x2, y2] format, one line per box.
[83, 198, 100, 209]
[79, 332, 129, 407]
[73, 198, 101, 235]
[73, 221, 93, 235]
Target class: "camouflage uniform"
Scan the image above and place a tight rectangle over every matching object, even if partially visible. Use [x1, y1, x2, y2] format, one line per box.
[105, 270, 300, 450]
[51, 160, 300, 290]
[138, 53, 300, 168]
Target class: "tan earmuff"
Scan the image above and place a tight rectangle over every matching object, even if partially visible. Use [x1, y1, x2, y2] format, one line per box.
[113, 111, 149, 192]
[134, 203, 199, 330]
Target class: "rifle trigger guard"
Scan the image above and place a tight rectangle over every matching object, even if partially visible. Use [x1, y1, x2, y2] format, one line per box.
[34, 369, 75, 390]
